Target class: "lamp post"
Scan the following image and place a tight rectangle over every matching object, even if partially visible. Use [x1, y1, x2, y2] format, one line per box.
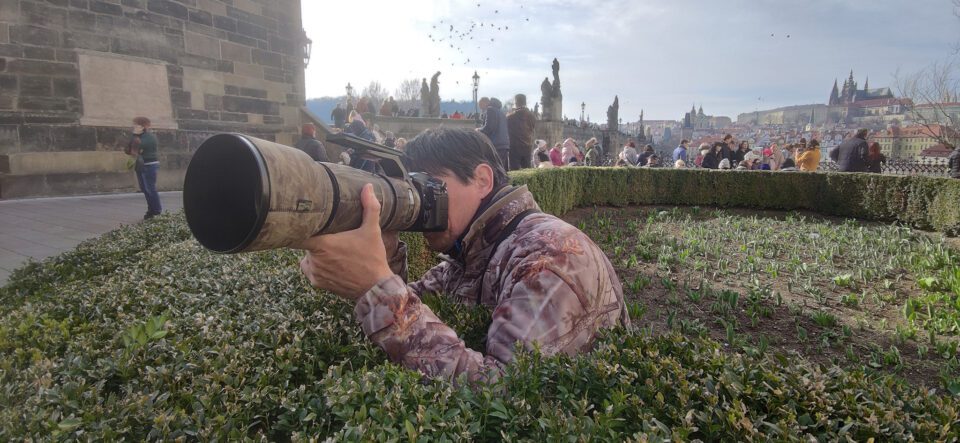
[472, 71, 480, 116]
[346, 83, 354, 100]
[301, 30, 312, 67]
[580, 102, 585, 125]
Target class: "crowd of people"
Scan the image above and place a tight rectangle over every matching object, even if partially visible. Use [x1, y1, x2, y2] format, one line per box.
[323, 101, 960, 179]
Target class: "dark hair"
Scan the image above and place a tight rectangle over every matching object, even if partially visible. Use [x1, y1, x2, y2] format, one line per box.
[681, 139, 689, 144]
[809, 139, 820, 148]
[133, 116, 151, 126]
[723, 134, 733, 141]
[404, 128, 509, 188]
[644, 144, 654, 152]
[515, 94, 526, 107]
[855, 128, 869, 139]
[782, 158, 796, 168]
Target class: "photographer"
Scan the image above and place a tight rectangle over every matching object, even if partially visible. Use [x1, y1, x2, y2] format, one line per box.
[296, 128, 629, 383]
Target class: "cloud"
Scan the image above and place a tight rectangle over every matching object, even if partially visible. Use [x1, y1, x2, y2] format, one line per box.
[304, 0, 960, 121]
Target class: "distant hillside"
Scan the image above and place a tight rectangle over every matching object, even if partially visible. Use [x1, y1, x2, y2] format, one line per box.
[306, 97, 478, 123]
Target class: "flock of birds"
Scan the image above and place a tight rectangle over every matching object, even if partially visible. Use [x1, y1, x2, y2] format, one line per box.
[425, 3, 531, 84]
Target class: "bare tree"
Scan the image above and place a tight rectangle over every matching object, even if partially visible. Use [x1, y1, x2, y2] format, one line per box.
[361, 81, 388, 112]
[394, 78, 421, 112]
[895, 60, 960, 147]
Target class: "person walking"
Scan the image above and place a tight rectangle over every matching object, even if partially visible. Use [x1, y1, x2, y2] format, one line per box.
[672, 139, 689, 164]
[331, 103, 346, 129]
[125, 116, 162, 219]
[294, 123, 329, 162]
[829, 129, 870, 172]
[866, 142, 887, 173]
[477, 97, 511, 169]
[506, 94, 537, 170]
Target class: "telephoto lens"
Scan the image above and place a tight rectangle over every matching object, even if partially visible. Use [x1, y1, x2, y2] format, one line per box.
[183, 133, 446, 253]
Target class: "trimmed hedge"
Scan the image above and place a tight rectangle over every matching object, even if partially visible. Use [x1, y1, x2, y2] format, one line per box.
[510, 168, 960, 235]
[2, 169, 960, 440]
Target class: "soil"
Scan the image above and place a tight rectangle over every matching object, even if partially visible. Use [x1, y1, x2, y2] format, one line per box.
[564, 205, 958, 389]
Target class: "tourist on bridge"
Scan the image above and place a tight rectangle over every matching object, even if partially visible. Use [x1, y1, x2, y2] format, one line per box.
[636, 145, 655, 167]
[866, 142, 887, 174]
[701, 143, 722, 169]
[694, 143, 710, 167]
[584, 138, 601, 166]
[477, 97, 511, 169]
[829, 129, 870, 172]
[560, 138, 582, 166]
[672, 139, 689, 164]
[533, 140, 552, 168]
[294, 123, 329, 162]
[506, 94, 537, 170]
[734, 141, 750, 165]
[796, 140, 821, 171]
[331, 103, 347, 129]
[620, 141, 639, 165]
[549, 142, 564, 167]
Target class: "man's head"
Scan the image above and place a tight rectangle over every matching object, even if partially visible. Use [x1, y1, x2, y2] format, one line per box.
[514, 94, 527, 108]
[301, 123, 316, 137]
[855, 128, 869, 139]
[404, 128, 509, 252]
[132, 116, 151, 134]
[723, 134, 733, 143]
[478, 97, 490, 110]
[680, 139, 689, 148]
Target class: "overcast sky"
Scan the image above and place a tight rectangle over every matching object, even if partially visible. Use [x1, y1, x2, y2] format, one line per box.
[303, 0, 960, 121]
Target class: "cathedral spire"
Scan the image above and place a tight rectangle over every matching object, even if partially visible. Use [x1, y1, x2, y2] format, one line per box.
[829, 79, 840, 106]
[864, 76, 869, 92]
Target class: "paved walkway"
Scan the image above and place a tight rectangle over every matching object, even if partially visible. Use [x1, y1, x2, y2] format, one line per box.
[0, 192, 183, 285]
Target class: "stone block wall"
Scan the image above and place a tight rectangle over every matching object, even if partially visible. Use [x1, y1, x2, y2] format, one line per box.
[0, 0, 305, 199]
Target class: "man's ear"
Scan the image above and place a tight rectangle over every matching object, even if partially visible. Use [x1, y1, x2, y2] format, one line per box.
[472, 163, 495, 195]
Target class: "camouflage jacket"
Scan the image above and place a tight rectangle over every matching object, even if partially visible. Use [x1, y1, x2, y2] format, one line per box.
[354, 186, 629, 383]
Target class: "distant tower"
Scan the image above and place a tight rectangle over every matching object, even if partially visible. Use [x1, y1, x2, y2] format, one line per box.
[829, 79, 840, 106]
[863, 76, 869, 92]
[846, 70, 857, 103]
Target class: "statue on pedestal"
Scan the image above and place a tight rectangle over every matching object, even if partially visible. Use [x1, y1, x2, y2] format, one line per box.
[428, 71, 441, 118]
[540, 58, 564, 122]
[607, 96, 619, 131]
[420, 79, 429, 117]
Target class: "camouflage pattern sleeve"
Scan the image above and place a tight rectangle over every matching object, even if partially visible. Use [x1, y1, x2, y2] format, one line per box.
[353, 227, 624, 383]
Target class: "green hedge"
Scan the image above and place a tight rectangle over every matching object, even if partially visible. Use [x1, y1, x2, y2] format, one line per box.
[2, 169, 960, 440]
[510, 168, 960, 235]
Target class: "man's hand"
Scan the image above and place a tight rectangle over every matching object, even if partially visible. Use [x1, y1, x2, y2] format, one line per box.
[294, 184, 394, 301]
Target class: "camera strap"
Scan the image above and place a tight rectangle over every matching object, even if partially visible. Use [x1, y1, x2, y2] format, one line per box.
[475, 208, 540, 306]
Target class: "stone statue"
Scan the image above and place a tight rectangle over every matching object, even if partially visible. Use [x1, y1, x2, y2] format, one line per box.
[607, 96, 619, 131]
[420, 79, 429, 117]
[533, 102, 540, 119]
[551, 58, 560, 89]
[539, 58, 563, 122]
[540, 78, 553, 121]
[428, 71, 441, 118]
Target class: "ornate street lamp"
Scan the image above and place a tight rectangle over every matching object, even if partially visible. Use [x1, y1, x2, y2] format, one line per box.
[472, 71, 480, 115]
[580, 102, 585, 125]
[345, 83, 354, 100]
[301, 30, 312, 67]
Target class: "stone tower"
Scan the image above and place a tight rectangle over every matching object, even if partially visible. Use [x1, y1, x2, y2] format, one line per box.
[0, 0, 307, 198]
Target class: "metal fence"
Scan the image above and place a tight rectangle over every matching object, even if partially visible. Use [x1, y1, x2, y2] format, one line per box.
[816, 158, 951, 177]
